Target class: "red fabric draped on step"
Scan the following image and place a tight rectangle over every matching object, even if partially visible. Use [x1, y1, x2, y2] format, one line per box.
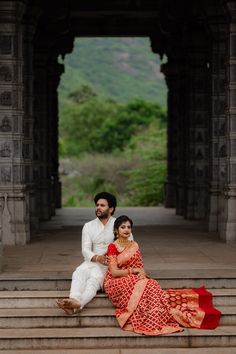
[193, 286, 221, 329]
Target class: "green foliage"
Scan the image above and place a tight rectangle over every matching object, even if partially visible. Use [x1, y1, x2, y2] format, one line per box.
[124, 120, 167, 205]
[68, 85, 97, 104]
[58, 38, 167, 107]
[59, 95, 120, 156]
[60, 154, 137, 206]
[60, 88, 166, 157]
[61, 120, 167, 207]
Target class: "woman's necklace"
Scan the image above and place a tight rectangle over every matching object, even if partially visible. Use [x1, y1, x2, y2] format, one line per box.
[117, 238, 132, 249]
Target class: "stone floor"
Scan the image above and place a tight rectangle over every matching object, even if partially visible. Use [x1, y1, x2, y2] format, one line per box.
[2, 207, 236, 277]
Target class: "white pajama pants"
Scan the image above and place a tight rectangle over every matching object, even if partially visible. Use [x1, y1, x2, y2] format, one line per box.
[69, 261, 106, 309]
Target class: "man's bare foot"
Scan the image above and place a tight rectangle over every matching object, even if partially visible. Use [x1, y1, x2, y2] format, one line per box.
[56, 298, 81, 315]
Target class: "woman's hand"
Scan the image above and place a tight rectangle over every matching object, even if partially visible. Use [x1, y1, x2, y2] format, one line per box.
[131, 267, 146, 279]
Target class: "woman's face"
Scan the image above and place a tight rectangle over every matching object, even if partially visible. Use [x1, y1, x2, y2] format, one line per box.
[118, 221, 132, 239]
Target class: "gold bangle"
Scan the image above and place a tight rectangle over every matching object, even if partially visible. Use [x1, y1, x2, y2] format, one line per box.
[95, 255, 99, 262]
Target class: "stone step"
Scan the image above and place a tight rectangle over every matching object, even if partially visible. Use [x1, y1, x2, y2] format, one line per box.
[1, 272, 236, 290]
[0, 326, 235, 350]
[0, 290, 112, 308]
[0, 349, 236, 354]
[0, 305, 233, 328]
[0, 307, 118, 328]
[0, 289, 235, 308]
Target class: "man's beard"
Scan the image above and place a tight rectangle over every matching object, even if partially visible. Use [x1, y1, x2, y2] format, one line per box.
[96, 209, 110, 220]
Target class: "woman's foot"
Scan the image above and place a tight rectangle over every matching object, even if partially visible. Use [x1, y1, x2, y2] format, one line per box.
[56, 298, 81, 315]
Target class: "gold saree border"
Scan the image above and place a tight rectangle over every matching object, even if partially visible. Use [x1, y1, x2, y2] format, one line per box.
[117, 277, 148, 328]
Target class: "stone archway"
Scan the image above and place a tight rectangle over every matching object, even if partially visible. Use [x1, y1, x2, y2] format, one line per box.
[0, 0, 235, 264]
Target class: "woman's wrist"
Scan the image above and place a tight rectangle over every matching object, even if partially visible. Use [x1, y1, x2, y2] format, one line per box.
[95, 255, 99, 262]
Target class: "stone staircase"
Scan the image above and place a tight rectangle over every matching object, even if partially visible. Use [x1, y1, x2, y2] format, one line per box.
[0, 275, 236, 353]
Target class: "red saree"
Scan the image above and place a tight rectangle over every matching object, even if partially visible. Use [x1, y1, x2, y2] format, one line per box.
[104, 241, 221, 336]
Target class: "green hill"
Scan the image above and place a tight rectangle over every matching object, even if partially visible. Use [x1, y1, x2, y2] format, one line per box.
[58, 38, 167, 107]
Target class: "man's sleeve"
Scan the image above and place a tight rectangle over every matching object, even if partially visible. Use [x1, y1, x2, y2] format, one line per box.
[81, 224, 95, 262]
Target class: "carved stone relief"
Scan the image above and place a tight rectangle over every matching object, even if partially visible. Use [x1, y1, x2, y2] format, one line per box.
[0, 91, 12, 106]
[219, 144, 227, 157]
[196, 148, 204, 160]
[0, 65, 12, 82]
[220, 165, 226, 181]
[0, 36, 12, 55]
[0, 116, 11, 132]
[0, 142, 11, 157]
[1, 166, 11, 183]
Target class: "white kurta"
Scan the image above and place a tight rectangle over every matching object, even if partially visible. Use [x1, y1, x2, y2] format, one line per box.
[69, 216, 116, 308]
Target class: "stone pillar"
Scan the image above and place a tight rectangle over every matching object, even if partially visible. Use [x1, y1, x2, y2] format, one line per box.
[47, 59, 64, 215]
[184, 49, 210, 220]
[208, 23, 228, 231]
[22, 14, 39, 233]
[33, 49, 51, 221]
[0, 1, 31, 245]
[174, 61, 187, 216]
[220, 2, 236, 241]
[161, 61, 177, 208]
[162, 60, 187, 211]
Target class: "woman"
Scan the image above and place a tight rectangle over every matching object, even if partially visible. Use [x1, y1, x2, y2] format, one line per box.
[104, 215, 221, 336]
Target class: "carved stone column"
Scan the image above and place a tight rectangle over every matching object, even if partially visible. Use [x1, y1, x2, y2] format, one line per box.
[174, 61, 187, 216]
[184, 49, 210, 220]
[220, 1, 236, 241]
[47, 59, 64, 215]
[22, 11, 40, 233]
[161, 61, 177, 208]
[208, 22, 228, 231]
[0, 1, 31, 246]
[162, 60, 187, 211]
[33, 49, 51, 221]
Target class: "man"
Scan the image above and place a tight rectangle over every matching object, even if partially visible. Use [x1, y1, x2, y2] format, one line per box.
[57, 192, 120, 314]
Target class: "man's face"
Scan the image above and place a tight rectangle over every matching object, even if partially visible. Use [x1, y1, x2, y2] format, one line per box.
[95, 198, 113, 219]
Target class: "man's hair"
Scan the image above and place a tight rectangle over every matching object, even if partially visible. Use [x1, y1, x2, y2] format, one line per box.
[94, 192, 117, 215]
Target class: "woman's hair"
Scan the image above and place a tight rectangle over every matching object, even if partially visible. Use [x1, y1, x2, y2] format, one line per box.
[94, 192, 117, 215]
[113, 215, 133, 239]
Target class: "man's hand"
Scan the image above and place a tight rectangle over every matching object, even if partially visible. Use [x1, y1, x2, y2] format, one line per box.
[97, 255, 108, 265]
[92, 254, 109, 265]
